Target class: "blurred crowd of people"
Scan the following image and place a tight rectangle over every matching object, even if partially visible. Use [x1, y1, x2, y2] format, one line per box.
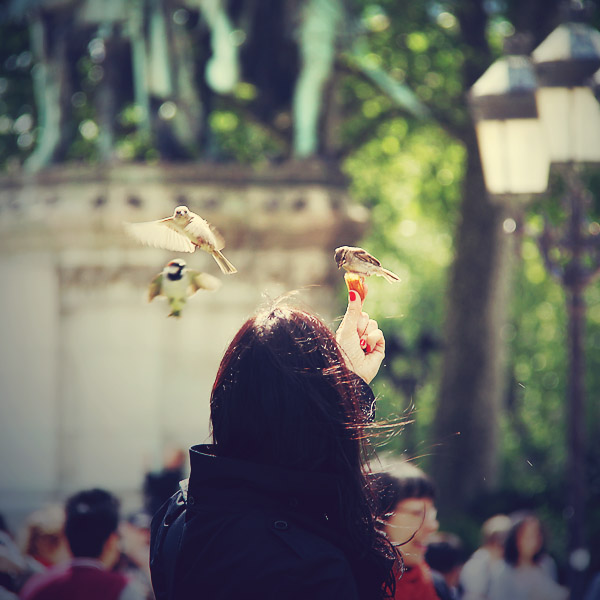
[370, 462, 572, 600]
[0, 449, 185, 600]
[0, 492, 152, 600]
[2, 455, 596, 600]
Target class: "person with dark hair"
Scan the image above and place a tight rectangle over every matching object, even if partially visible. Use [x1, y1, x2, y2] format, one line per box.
[372, 462, 440, 600]
[489, 511, 568, 600]
[425, 532, 465, 600]
[150, 290, 398, 600]
[19, 489, 146, 600]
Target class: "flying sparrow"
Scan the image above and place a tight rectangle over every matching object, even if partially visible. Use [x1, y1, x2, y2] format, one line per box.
[334, 246, 400, 301]
[149, 258, 222, 318]
[125, 206, 237, 275]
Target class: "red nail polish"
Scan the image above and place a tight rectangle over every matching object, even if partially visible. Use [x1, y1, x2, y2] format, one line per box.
[360, 339, 367, 349]
[349, 290, 357, 302]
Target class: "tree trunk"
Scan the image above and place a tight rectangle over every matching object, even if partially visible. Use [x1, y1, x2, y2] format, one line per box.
[429, 0, 564, 518]
[431, 126, 515, 513]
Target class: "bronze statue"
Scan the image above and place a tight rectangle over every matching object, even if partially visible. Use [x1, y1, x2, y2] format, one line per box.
[8, 0, 426, 171]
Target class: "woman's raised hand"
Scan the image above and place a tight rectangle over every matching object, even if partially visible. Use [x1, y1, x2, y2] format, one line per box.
[336, 289, 385, 384]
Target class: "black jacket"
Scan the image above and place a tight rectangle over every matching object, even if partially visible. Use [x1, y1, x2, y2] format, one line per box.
[150, 445, 366, 599]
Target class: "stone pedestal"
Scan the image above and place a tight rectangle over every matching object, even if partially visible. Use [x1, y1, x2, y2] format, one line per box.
[0, 162, 367, 525]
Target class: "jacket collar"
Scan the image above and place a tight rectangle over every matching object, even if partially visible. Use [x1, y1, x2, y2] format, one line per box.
[187, 444, 340, 508]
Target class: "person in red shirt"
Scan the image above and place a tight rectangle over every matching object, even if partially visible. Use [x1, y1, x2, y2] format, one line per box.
[373, 463, 441, 600]
[20, 489, 145, 600]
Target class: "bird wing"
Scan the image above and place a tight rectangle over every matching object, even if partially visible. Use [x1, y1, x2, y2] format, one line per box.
[184, 215, 226, 250]
[355, 248, 382, 267]
[187, 270, 222, 293]
[148, 274, 163, 301]
[124, 219, 195, 253]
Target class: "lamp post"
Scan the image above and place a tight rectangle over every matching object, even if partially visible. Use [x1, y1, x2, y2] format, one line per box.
[531, 8, 600, 598]
[469, 5, 600, 598]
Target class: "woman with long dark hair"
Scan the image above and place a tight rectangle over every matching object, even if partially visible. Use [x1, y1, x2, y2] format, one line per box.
[489, 511, 568, 600]
[150, 289, 397, 599]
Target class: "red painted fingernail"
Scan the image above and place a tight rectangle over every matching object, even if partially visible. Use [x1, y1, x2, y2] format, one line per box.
[349, 290, 357, 302]
[360, 339, 367, 349]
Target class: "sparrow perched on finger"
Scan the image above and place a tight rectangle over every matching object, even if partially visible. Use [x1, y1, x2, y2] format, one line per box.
[124, 205, 237, 274]
[149, 258, 222, 318]
[334, 246, 400, 283]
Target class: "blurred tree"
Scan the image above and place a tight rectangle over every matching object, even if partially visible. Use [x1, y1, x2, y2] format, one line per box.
[343, 2, 600, 574]
[2, 0, 426, 168]
[340, 0, 564, 514]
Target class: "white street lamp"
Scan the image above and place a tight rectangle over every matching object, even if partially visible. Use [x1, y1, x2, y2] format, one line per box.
[468, 37, 550, 195]
[532, 18, 600, 163]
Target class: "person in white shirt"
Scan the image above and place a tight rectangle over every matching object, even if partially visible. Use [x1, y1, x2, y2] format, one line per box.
[460, 514, 511, 600]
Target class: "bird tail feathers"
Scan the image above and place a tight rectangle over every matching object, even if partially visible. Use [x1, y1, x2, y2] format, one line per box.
[212, 250, 237, 274]
[379, 268, 401, 283]
[168, 298, 185, 318]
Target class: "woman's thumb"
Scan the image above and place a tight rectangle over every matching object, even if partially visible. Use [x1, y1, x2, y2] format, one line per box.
[340, 290, 362, 331]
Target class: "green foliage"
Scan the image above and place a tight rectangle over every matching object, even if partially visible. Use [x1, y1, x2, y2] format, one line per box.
[0, 22, 34, 170]
[341, 120, 463, 458]
[502, 235, 569, 488]
[498, 184, 600, 568]
[208, 108, 286, 164]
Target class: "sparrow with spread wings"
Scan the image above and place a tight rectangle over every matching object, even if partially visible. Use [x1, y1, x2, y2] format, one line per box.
[149, 258, 222, 318]
[125, 205, 237, 274]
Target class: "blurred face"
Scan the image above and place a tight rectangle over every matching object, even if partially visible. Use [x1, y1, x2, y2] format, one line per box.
[384, 498, 439, 566]
[30, 532, 71, 567]
[517, 518, 543, 562]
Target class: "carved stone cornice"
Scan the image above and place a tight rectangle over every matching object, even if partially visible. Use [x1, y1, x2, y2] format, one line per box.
[0, 162, 368, 253]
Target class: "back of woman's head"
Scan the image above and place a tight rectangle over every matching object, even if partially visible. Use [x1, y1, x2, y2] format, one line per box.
[210, 304, 362, 472]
